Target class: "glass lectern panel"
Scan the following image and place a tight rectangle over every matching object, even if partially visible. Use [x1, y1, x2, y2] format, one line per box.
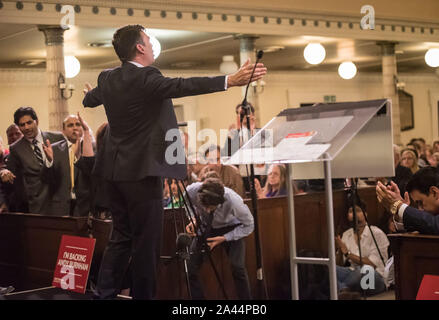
[225, 99, 388, 165]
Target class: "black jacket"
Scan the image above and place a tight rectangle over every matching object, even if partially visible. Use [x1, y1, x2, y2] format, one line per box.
[51, 139, 92, 216]
[83, 62, 226, 181]
[6, 132, 64, 214]
[403, 206, 439, 235]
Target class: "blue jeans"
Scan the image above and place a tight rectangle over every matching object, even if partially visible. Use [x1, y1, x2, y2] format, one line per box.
[336, 265, 386, 295]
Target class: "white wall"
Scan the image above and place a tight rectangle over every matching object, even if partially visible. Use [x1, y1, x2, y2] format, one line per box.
[0, 68, 438, 149]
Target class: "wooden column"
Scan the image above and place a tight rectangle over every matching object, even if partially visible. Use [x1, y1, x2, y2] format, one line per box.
[378, 41, 401, 145]
[38, 25, 69, 132]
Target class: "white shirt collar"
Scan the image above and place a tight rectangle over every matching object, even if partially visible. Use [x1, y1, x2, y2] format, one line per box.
[27, 129, 43, 144]
[63, 135, 74, 148]
[128, 61, 145, 68]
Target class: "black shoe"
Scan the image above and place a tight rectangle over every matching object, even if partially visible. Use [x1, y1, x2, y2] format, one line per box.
[0, 286, 15, 295]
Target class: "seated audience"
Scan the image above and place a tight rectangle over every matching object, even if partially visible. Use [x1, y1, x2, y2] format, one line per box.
[254, 164, 287, 198]
[335, 200, 389, 297]
[425, 145, 438, 167]
[391, 144, 413, 197]
[400, 148, 419, 174]
[163, 179, 184, 209]
[433, 140, 439, 154]
[186, 152, 205, 184]
[199, 145, 245, 198]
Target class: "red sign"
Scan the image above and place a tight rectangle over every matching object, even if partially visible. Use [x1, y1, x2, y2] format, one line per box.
[285, 131, 316, 139]
[52, 235, 96, 294]
[416, 274, 439, 300]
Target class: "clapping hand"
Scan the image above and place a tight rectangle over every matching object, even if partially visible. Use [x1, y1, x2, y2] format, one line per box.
[42, 139, 53, 162]
[376, 181, 410, 211]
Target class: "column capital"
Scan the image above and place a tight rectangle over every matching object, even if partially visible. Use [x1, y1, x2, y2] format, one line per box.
[376, 41, 399, 56]
[38, 25, 68, 46]
[235, 34, 259, 52]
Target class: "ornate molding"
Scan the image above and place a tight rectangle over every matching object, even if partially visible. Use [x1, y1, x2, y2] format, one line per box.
[0, 1, 438, 42]
[37, 25, 67, 45]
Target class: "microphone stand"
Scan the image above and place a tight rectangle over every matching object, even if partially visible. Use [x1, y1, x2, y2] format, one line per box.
[239, 50, 269, 299]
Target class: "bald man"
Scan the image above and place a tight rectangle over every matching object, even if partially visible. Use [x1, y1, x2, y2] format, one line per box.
[50, 114, 94, 216]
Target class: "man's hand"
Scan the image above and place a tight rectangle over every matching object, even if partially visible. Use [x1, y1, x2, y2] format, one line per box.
[227, 59, 267, 88]
[185, 221, 197, 237]
[335, 235, 348, 255]
[206, 236, 226, 250]
[83, 83, 93, 95]
[376, 181, 409, 211]
[77, 112, 90, 133]
[42, 139, 53, 163]
[0, 169, 16, 184]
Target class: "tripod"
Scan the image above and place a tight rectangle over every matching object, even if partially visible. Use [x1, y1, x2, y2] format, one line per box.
[346, 178, 386, 298]
[237, 103, 269, 299]
[162, 178, 229, 299]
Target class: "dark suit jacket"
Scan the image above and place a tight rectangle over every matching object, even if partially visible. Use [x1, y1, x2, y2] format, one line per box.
[403, 206, 439, 235]
[83, 62, 226, 181]
[6, 132, 64, 214]
[51, 139, 92, 217]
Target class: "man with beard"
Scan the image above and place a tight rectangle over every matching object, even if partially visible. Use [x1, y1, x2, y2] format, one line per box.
[1, 107, 64, 214]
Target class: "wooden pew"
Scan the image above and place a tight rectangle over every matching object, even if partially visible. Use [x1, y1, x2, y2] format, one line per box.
[0, 186, 385, 299]
[0, 213, 89, 290]
[389, 233, 439, 300]
[158, 186, 386, 299]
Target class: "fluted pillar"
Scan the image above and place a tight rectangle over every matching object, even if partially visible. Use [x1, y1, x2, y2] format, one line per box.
[236, 35, 260, 128]
[378, 41, 401, 145]
[38, 25, 69, 131]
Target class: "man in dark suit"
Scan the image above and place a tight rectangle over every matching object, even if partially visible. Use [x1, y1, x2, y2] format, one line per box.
[51, 114, 93, 217]
[0, 107, 64, 214]
[82, 24, 266, 300]
[377, 167, 439, 235]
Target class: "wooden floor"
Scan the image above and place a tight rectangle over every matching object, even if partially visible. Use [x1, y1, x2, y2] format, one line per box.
[367, 289, 396, 300]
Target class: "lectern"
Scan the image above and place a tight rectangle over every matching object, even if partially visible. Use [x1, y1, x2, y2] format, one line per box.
[225, 99, 394, 300]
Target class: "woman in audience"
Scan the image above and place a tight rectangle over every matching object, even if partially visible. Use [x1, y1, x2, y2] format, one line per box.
[425, 146, 438, 167]
[254, 164, 287, 198]
[400, 148, 419, 174]
[335, 200, 389, 298]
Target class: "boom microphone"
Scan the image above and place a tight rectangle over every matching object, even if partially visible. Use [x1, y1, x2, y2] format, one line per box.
[240, 50, 264, 123]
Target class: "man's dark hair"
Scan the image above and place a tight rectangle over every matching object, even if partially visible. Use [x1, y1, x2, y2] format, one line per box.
[204, 144, 221, 158]
[200, 169, 220, 182]
[198, 178, 225, 206]
[347, 193, 367, 213]
[406, 167, 439, 195]
[14, 106, 38, 125]
[112, 24, 145, 62]
[235, 102, 255, 115]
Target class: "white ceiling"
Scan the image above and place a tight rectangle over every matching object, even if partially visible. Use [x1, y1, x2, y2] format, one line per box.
[0, 23, 437, 74]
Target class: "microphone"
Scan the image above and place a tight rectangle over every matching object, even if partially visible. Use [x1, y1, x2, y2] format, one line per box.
[176, 233, 192, 251]
[240, 50, 264, 123]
